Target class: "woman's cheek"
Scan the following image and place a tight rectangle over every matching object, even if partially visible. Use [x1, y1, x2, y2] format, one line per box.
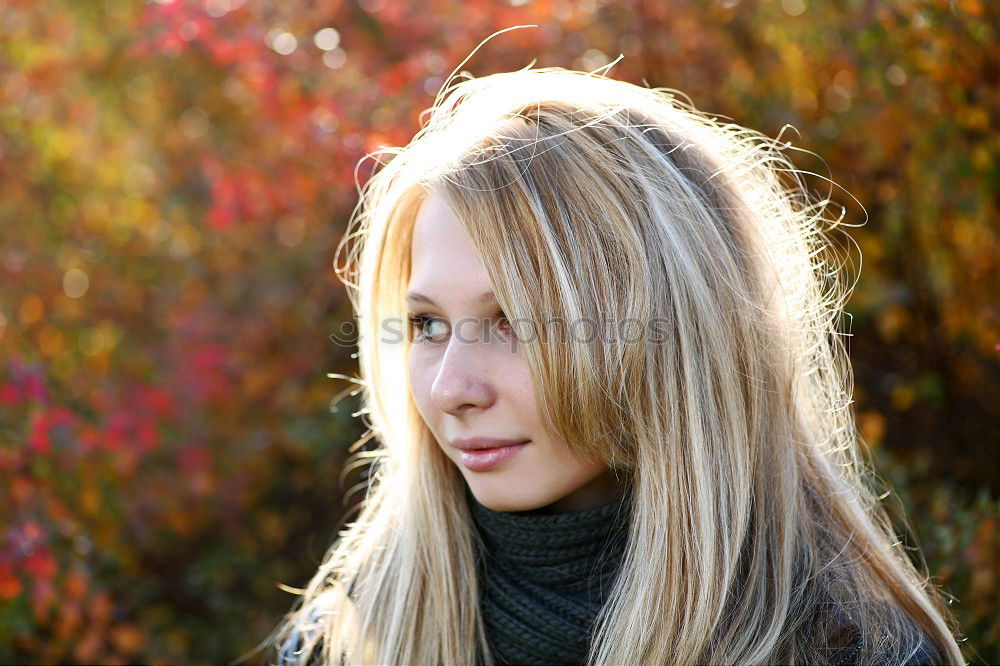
[408, 355, 436, 420]
[493, 352, 534, 409]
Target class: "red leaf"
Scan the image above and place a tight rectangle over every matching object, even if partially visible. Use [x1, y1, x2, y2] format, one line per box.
[23, 549, 58, 582]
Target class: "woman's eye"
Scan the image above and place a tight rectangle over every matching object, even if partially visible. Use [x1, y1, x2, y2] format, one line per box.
[496, 312, 515, 337]
[406, 311, 515, 343]
[407, 314, 449, 343]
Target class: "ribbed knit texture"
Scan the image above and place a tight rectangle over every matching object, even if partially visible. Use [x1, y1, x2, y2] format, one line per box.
[466, 485, 633, 666]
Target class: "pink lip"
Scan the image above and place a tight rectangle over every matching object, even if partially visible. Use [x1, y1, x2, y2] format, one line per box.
[451, 436, 529, 451]
[455, 441, 530, 472]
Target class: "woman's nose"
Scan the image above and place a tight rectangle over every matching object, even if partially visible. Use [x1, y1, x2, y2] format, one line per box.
[430, 319, 497, 416]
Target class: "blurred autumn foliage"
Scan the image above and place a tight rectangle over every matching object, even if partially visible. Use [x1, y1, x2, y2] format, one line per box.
[0, 0, 997, 663]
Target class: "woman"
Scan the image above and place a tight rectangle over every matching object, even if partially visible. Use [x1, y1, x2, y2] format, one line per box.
[270, 66, 966, 665]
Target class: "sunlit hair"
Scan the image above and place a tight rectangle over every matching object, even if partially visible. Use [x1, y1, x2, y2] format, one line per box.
[267, 66, 965, 665]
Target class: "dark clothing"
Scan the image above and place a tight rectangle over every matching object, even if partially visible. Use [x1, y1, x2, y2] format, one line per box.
[466, 486, 633, 666]
[831, 637, 944, 666]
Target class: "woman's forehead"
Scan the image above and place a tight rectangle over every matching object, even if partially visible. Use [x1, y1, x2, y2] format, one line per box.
[407, 193, 496, 306]
[410, 192, 481, 266]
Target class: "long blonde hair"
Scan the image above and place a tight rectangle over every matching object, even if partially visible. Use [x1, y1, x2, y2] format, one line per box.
[268, 66, 966, 665]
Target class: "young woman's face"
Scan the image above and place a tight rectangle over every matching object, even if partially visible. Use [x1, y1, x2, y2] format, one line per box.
[406, 191, 623, 513]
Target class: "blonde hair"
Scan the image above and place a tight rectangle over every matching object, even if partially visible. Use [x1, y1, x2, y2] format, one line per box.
[267, 66, 966, 665]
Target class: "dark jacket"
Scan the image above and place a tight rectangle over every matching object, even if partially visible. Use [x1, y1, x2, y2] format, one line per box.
[275, 627, 944, 666]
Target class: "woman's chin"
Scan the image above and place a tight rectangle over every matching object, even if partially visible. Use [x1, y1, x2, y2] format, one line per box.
[464, 477, 545, 512]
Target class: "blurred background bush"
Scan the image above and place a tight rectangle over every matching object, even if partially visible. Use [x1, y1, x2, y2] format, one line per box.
[0, 0, 996, 663]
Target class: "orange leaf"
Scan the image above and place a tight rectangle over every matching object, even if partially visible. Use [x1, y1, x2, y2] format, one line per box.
[0, 564, 21, 601]
[110, 623, 146, 656]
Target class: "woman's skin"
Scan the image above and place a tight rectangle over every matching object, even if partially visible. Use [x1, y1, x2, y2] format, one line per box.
[406, 191, 627, 513]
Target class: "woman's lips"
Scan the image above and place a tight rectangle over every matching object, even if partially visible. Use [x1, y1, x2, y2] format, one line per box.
[458, 441, 530, 472]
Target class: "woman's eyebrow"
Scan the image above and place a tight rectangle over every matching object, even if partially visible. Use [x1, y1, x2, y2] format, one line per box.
[405, 290, 498, 306]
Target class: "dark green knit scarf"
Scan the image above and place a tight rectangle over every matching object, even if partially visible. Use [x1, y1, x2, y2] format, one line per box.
[466, 486, 633, 666]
